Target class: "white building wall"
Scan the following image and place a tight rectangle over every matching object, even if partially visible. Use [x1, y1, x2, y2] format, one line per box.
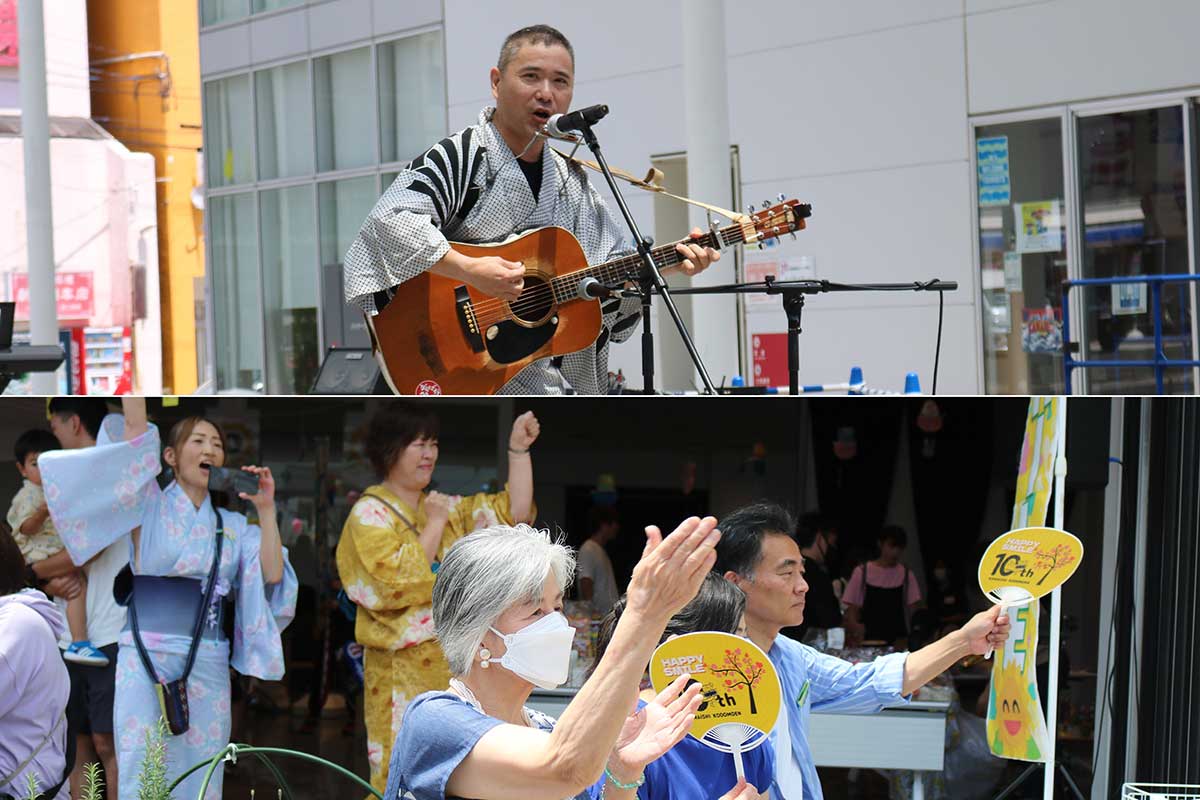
[967, 0, 1200, 114]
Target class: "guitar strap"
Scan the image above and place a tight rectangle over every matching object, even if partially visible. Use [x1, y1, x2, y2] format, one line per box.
[549, 146, 750, 225]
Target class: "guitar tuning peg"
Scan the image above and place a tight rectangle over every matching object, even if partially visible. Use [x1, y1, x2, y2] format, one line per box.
[790, 232, 797, 240]
[746, 205, 755, 216]
[762, 200, 771, 210]
[777, 192, 786, 203]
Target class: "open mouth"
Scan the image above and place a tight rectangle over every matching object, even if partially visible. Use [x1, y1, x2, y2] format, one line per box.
[532, 109, 552, 125]
[199, 463, 212, 471]
[1004, 720, 1022, 736]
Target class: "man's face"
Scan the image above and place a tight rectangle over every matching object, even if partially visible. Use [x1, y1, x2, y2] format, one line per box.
[733, 533, 809, 630]
[490, 42, 574, 151]
[49, 413, 86, 450]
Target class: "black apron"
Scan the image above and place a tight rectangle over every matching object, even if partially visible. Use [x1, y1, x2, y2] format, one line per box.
[862, 565, 909, 644]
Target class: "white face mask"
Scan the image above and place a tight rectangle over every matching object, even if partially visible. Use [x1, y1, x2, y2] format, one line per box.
[489, 611, 576, 689]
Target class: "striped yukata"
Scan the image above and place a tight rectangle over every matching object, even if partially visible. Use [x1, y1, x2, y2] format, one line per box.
[343, 106, 642, 395]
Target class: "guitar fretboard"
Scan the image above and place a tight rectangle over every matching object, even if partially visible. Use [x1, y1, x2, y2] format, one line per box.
[547, 224, 749, 304]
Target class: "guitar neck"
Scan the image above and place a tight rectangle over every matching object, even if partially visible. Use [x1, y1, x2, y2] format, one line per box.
[548, 223, 749, 304]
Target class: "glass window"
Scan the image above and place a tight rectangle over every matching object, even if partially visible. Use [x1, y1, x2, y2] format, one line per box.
[975, 118, 1068, 394]
[378, 31, 446, 164]
[260, 186, 319, 394]
[209, 194, 264, 391]
[201, 0, 247, 26]
[204, 75, 254, 187]
[252, 0, 304, 12]
[1076, 106, 1193, 394]
[315, 47, 374, 173]
[255, 61, 313, 180]
[319, 176, 377, 267]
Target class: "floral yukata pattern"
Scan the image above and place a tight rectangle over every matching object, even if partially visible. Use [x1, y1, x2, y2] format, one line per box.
[39, 415, 297, 800]
[336, 483, 524, 795]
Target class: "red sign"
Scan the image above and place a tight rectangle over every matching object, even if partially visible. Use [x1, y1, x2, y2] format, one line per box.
[13, 272, 95, 320]
[751, 333, 789, 388]
[0, 0, 17, 67]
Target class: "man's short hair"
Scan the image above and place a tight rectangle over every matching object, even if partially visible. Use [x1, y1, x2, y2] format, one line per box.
[879, 525, 908, 548]
[795, 510, 835, 549]
[14, 429, 60, 465]
[47, 398, 109, 440]
[714, 501, 796, 579]
[587, 505, 619, 535]
[498, 24, 575, 73]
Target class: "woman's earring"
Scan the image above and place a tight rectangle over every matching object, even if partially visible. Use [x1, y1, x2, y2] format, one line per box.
[479, 646, 492, 669]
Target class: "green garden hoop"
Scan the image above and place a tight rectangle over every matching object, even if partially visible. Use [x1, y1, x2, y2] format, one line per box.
[170, 744, 382, 800]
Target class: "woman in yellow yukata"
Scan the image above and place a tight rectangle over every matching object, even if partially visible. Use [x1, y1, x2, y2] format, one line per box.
[336, 401, 538, 793]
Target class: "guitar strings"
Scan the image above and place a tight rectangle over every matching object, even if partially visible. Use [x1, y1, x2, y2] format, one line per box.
[469, 226, 748, 325]
[470, 245, 686, 326]
[468, 236, 697, 318]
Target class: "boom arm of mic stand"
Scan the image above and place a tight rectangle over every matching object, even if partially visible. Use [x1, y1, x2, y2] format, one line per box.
[575, 122, 716, 394]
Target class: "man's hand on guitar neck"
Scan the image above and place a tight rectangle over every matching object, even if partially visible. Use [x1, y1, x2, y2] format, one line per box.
[672, 228, 720, 277]
[432, 248, 526, 301]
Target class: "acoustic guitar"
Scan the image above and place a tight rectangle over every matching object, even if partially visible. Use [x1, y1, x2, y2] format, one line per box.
[369, 199, 810, 395]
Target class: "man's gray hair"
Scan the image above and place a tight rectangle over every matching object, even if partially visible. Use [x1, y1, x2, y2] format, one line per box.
[497, 24, 575, 73]
[433, 523, 576, 676]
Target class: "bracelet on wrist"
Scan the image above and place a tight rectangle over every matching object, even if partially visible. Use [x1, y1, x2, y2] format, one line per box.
[507, 446, 530, 455]
[604, 765, 645, 791]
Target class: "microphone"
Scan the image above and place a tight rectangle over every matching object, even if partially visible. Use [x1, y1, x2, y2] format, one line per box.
[577, 277, 613, 300]
[545, 104, 609, 136]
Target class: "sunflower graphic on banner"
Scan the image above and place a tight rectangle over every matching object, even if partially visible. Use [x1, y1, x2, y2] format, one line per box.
[984, 397, 1059, 762]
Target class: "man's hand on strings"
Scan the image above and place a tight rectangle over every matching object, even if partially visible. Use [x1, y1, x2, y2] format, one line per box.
[466, 255, 526, 302]
[675, 228, 720, 277]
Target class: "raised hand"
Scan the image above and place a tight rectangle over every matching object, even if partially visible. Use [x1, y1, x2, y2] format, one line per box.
[960, 605, 1012, 655]
[608, 674, 702, 773]
[509, 411, 540, 451]
[424, 490, 457, 529]
[239, 465, 276, 511]
[626, 516, 720, 622]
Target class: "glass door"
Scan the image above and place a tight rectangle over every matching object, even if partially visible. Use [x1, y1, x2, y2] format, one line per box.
[975, 117, 1068, 394]
[1075, 104, 1194, 394]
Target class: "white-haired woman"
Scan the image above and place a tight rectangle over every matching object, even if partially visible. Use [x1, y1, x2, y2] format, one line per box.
[384, 517, 722, 800]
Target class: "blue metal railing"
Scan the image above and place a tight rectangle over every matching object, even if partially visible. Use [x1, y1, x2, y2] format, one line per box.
[1061, 274, 1200, 394]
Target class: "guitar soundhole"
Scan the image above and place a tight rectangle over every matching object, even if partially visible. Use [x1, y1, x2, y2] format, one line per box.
[510, 276, 554, 326]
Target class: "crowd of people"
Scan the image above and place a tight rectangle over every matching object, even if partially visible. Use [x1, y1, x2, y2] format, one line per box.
[1, 396, 1010, 800]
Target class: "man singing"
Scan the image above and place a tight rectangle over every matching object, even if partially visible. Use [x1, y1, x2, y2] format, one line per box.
[343, 24, 719, 394]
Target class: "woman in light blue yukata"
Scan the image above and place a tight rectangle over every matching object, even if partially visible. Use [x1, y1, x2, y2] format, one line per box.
[39, 397, 297, 800]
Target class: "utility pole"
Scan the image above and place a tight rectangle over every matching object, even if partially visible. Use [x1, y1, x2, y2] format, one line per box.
[18, 0, 60, 394]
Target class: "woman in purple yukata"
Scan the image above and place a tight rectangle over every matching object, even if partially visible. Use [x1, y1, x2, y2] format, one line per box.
[39, 397, 297, 799]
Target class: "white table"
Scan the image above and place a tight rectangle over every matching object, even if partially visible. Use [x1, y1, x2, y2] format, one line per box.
[810, 700, 950, 800]
[530, 690, 950, 800]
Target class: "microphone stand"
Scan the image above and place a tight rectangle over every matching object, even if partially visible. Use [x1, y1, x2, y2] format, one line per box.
[572, 120, 716, 395]
[671, 278, 958, 395]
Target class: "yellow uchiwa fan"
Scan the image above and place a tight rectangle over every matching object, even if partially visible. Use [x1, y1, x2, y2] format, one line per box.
[649, 632, 782, 781]
[977, 526, 1084, 658]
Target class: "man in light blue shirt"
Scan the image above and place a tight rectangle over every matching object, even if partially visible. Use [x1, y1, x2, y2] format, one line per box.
[715, 503, 1011, 800]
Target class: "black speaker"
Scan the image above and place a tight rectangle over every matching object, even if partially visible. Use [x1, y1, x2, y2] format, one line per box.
[1065, 398, 1111, 490]
[311, 348, 381, 394]
[0, 301, 13, 349]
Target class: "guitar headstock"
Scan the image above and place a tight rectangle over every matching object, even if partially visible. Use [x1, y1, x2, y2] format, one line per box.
[746, 198, 812, 244]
